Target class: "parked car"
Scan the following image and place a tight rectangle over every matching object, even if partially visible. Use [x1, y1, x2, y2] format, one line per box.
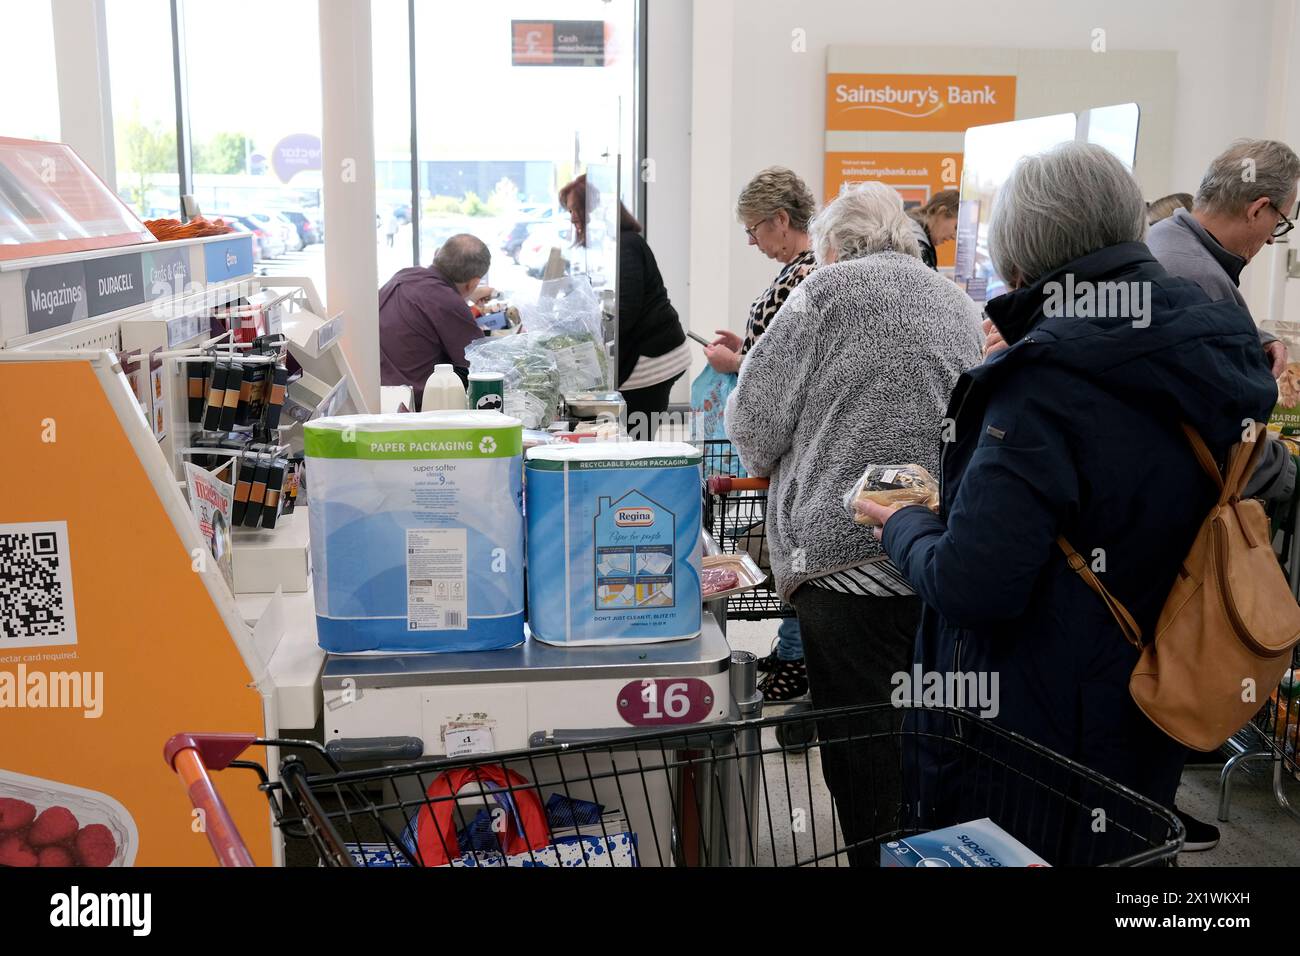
[259, 212, 305, 253]
[224, 213, 287, 259]
[277, 209, 322, 246]
[518, 222, 574, 278]
[222, 218, 263, 261]
[500, 218, 548, 262]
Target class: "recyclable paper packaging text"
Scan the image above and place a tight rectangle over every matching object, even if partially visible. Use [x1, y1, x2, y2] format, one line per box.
[526, 442, 703, 646]
[305, 411, 525, 654]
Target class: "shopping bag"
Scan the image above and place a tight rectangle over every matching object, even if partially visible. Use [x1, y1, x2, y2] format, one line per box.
[690, 366, 738, 444]
[413, 765, 552, 867]
[409, 767, 640, 868]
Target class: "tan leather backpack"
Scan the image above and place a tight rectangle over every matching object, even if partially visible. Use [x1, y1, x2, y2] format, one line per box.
[1060, 424, 1300, 751]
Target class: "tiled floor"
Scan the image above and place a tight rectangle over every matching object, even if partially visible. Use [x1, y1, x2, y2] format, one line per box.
[725, 616, 1300, 867]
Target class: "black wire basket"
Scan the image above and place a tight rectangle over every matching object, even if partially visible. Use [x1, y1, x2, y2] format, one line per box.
[700, 439, 794, 621]
[209, 704, 1182, 868]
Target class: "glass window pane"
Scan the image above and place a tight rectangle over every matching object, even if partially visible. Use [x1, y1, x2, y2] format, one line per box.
[105, 0, 181, 219]
[184, 0, 325, 287]
[412, 0, 638, 303]
[0, 1, 60, 142]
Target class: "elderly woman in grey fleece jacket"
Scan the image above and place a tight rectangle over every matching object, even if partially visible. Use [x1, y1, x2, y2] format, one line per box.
[726, 182, 982, 861]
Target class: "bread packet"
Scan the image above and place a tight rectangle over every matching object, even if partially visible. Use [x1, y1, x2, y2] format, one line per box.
[845, 464, 940, 526]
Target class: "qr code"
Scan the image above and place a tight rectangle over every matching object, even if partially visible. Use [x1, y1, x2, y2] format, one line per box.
[0, 521, 77, 648]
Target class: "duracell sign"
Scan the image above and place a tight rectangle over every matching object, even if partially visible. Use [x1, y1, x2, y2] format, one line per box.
[84, 253, 146, 316]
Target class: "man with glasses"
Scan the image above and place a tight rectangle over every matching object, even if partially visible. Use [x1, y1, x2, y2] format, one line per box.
[1144, 138, 1299, 856]
[1147, 138, 1300, 379]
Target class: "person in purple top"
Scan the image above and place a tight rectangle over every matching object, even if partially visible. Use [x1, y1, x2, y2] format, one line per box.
[379, 234, 495, 410]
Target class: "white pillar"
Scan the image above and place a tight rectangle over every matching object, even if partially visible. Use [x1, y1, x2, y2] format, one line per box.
[319, 0, 380, 411]
[688, 0, 736, 382]
[647, 0, 695, 405]
[51, 0, 116, 185]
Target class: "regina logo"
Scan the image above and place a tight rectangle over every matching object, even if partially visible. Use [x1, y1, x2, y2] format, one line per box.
[615, 507, 654, 527]
[225, 251, 237, 268]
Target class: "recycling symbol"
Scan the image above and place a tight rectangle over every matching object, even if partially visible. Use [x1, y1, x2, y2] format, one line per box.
[479, 436, 498, 455]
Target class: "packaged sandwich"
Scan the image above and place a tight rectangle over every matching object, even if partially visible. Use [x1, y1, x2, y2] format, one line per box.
[845, 464, 940, 526]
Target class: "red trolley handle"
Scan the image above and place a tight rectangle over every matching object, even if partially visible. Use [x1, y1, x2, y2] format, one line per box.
[707, 476, 771, 495]
[163, 733, 259, 867]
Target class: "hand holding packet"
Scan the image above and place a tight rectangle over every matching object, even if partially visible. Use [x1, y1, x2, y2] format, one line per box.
[845, 464, 940, 527]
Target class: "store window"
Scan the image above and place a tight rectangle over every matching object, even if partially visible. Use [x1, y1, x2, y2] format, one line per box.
[105, 0, 181, 219]
[407, 0, 640, 301]
[0, 1, 61, 142]
[183, 0, 325, 289]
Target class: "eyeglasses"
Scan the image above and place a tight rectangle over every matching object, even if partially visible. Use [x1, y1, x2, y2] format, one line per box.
[744, 217, 771, 241]
[1270, 202, 1296, 240]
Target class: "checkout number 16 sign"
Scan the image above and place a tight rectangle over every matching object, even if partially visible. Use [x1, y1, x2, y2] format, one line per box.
[619, 679, 713, 727]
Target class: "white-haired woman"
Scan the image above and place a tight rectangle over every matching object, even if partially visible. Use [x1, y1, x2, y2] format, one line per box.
[863, 142, 1279, 854]
[726, 182, 983, 862]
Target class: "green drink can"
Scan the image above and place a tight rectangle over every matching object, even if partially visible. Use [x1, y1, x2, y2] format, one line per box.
[468, 372, 506, 413]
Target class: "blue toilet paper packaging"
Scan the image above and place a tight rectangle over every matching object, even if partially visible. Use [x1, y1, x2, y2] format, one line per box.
[526, 442, 703, 647]
[305, 411, 525, 654]
[881, 819, 1050, 867]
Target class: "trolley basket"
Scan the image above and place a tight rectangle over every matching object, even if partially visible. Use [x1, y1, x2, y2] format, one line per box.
[166, 703, 1183, 867]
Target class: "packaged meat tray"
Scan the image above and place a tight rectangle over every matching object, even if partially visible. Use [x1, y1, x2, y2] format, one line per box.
[701, 553, 765, 601]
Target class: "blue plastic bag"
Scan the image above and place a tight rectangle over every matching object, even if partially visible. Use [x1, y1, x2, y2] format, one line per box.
[690, 366, 736, 443]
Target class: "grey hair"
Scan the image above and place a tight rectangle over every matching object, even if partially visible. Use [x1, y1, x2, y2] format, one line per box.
[1194, 138, 1300, 216]
[736, 167, 818, 232]
[809, 182, 920, 264]
[988, 142, 1146, 286]
[433, 234, 492, 284]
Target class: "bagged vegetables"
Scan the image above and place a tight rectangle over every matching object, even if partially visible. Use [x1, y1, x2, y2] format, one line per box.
[518, 277, 613, 393]
[466, 333, 561, 429]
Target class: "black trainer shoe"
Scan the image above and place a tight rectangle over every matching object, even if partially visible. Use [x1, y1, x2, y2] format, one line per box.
[756, 649, 782, 674]
[1176, 809, 1220, 852]
[760, 658, 809, 703]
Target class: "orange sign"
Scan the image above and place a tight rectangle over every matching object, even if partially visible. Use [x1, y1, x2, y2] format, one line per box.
[825, 152, 964, 267]
[513, 22, 555, 65]
[827, 74, 1017, 132]
[0, 359, 271, 866]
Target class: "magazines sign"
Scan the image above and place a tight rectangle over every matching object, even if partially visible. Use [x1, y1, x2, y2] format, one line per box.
[512, 20, 606, 67]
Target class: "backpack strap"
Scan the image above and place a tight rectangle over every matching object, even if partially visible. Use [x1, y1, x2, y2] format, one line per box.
[1183, 422, 1270, 504]
[1056, 424, 1268, 654]
[1057, 537, 1144, 650]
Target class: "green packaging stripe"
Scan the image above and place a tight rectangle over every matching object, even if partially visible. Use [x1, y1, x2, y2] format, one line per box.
[305, 427, 523, 460]
[527, 456, 700, 473]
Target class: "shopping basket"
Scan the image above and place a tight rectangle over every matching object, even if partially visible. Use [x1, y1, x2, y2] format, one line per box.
[165, 703, 1183, 867]
[700, 439, 793, 621]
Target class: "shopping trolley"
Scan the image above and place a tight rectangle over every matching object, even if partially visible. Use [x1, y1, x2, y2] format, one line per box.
[700, 440, 817, 747]
[166, 702, 1183, 867]
[700, 440, 792, 622]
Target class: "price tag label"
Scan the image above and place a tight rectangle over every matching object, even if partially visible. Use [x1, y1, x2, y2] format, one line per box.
[445, 726, 494, 758]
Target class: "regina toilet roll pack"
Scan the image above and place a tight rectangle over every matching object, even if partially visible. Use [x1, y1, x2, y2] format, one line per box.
[525, 442, 703, 647]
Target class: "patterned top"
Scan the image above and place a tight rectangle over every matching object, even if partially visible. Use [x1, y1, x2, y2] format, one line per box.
[741, 250, 818, 355]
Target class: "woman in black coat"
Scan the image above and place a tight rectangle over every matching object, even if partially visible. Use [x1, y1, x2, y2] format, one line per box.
[862, 144, 1278, 858]
[560, 176, 687, 439]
